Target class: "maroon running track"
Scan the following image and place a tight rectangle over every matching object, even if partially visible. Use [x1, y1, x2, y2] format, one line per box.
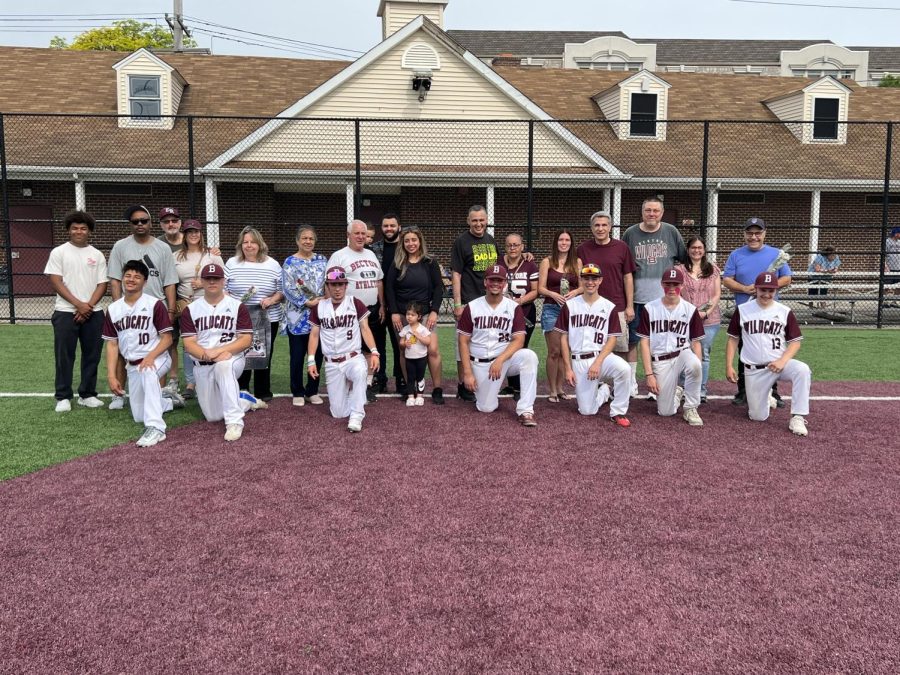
[1, 382, 899, 673]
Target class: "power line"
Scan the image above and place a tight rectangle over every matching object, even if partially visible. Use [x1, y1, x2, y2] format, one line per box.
[190, 28, 353, 60]
[184, 15, 364, 55]
[0, 16, 165, 22]
[730, 0, 900, 9]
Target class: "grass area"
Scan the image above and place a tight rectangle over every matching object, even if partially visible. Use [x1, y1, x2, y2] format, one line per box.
[0, 323, 896, 481]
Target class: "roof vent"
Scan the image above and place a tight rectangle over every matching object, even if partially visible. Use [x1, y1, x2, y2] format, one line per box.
[402, 42, 441, 70]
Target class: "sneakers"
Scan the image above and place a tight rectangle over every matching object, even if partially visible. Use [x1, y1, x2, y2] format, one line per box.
[519, 412, 538, 427]
[183, 386, 196, 400]
[731, 393, 746, 407]
[306, 394, 324, 405]
[224, 424, 243, 441]
[77, 396, 104, 408]
[431, 387, 445, 405]
[683, 407, 704, 427]
[789, 415, 808, 436]
[768, 391, 778, 410]
[647, 392, 657, 402]
[597, 383, 611, 408]
[348, 416, 363, 433]
[136, 427, 166, 447]
[674, 386, 683, 410]
[395, 378, 406, 395]
[611, 414, 632, 428]
[376, 378, 388, 394]
[415, 396, 425, 407]
[417, 379, 425, 394]
[109, 395, 126, 410]
[55, 399, 71, 413]
[366, 386, 377, 403]
[774, 397, 786, 409]
[163, 379, 179, 395]
[406, 396, 417, 407]
[163, 389, 185, 409]
[499, 386, 516, 396]
[457, 383, 475, 402]
[240, 390, 268, 410]
[292, 396, 306, 407]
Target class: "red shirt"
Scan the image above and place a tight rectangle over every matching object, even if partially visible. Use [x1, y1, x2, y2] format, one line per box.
[576, 238, 637, 312]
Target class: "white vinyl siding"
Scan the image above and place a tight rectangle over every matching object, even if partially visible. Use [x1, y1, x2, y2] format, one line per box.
[383, 3, 444, 38]
[765, 77, 850, 144]
[115, 50, 184, 130]
[766, 92, 805, 141]
[594, 71, 669, 141]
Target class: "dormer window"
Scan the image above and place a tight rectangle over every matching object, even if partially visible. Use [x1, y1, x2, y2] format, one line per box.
[812, 98, 840, 140]
[129, 75, 161, 119]
[630, 93, 657, 136]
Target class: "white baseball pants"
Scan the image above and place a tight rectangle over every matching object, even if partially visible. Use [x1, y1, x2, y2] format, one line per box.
[472, 349, 538, 415]
[572, 352, 631, 417]
[126, 352, 173, 432]
[194, 354, 246, 427]
[325, 354, 368, 422]
[653, 349, 702, 417]
[745, 359, 811, 421]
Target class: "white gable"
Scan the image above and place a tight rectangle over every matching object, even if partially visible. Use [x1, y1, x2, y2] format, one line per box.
[563, 36, 657, 71]
[113, 48, 186, 130]
[780, 43, 869, 84]
[765, 76, 851, 144]
[592, 70, 670, 141]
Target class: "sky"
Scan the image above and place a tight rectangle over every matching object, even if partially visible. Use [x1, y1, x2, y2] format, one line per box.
[2, 0, 900, 60]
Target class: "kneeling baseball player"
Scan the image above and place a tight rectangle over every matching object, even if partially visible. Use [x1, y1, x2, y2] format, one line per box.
[102, 259, 182, 448]
[725, 271, 811, 436]
[556, 263, 632, 427]
[307, 266, 380, 432]
[457, 264, 539, 427]
[637, 267, 706, 426]
[180, 263, 254, 442]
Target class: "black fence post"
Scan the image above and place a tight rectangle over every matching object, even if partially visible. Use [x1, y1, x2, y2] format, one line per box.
[0, 113, 13, 324]
[877, 120, 893, 329]
[187, 116, 196, 218]
[526, 119, 534, 251]
[699, 120, 710, 240]
[354, 119, 362, 219]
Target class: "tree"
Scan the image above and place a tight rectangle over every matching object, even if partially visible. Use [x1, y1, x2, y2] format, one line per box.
[50, 19, 196, 51]
[878, 74, 900, 88]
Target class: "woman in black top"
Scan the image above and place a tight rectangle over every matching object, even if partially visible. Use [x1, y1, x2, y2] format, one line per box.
[385, 227, 445, 402]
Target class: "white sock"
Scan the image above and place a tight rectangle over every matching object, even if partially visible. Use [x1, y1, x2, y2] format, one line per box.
[629, 361, 637, 385]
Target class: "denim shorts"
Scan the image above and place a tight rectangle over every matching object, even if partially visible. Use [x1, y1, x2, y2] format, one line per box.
[541, 302, 562, 332]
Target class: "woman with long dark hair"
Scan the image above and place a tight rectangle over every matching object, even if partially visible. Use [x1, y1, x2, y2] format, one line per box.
[538, 229, 581, 402]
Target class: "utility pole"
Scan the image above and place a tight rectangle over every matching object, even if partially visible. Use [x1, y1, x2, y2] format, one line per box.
[165, 0, 192, 52]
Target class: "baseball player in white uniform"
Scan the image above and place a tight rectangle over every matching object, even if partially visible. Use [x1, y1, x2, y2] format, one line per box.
[457, 264, 539, 426]
[180, 263, 254, 442]
[637, 267, 706, 426]
[307, 266, 380, 432]
[102, 259, 181, 447]
[726, 271, 811, 436]
[555, 263, 633, 427]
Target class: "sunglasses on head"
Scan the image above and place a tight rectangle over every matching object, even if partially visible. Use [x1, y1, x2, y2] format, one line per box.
[130, 218, 150, 225]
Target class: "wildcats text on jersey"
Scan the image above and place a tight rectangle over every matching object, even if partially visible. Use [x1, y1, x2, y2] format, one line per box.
[319, 313, 358, 330]
[570, 313, 607, 330]
[742, 319, 785, 336]
[193, 314, 236, 332]
[650, 318, 688, 334]
[473, 315, 512, 331]
[113, 314, 151, 332]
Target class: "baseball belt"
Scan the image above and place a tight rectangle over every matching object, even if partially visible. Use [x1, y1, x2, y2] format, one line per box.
[127, 359, 144, 366]
[651, 349, 685, 362]
[469, 356, 494, 363]
[326, 351, 359, 364]
[743, 363, 769, 370]
[194, 360, 216, 366]
[571, 352, 600, 360]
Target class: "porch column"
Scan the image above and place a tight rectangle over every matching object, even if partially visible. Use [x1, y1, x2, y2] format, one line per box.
[74, 180, 86, 210]
[612, 186, 622, 239]
[602, 188, 611, 215]
[809, 190, 821, 264]
[345, 184, 355, 226]
[706, 189, 719, 263]
[486, 185, 495, 237]
[205, 179, 219, 248]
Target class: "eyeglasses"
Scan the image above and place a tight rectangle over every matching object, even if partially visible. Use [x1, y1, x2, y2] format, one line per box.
[161, 218, 180, 224]
[130, 218, 150, 225]
[506, 243, 522, 248]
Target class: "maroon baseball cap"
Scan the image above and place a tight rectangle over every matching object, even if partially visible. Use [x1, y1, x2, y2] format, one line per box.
[754, 271, 779, 289]
[325, 266, 348, 284]
[200, 263, 225, 279]
[661, 267, 685, 285]
[159, 206, 180, 220]
[744, 217, 766, 230]
[181, 219, 202, 232]
[484, 264, 508, 280]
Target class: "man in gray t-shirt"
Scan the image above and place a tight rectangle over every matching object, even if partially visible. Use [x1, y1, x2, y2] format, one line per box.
[621, 197, 687, 395]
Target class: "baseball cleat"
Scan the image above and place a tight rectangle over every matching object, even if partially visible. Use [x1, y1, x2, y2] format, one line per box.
[597, 383, 611, 408]
[731, 394, 746, 407]
[518, 412, 538, 427]
[109, 395, 126, 410]
[365, 386, 377, 403]
[457, 384, 475, 402]
[55, 399, 71, 413]
[183, 386, 196, 400]
[163, 389, 185, 409]
[774, 397, 786, 409]
[611, 414, 632, 428]
[77, 396, 104, 408]
[224, 424, 243, 442]
[673, 386, 683, 410]
[136, 427, 166, 447]
[163, 379, 180, 396]
[789, 415, 808, 437]
[431, 387, 445, 405]
[499, 386, 515, 396]
[292, 396, 305, 407]
[306, 394, 324, 405]
[347, 417, 363, 433]
[683, 407, 704, 427]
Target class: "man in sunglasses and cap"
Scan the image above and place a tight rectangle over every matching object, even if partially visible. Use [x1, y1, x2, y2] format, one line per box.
[106, 205, 180, 411]
[555, 263, 633, 427]
[307, 266, 381, 433]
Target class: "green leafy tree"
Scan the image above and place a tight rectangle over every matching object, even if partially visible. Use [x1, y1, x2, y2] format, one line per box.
[878, 74, 900, 88]
[50, 19, 196, 51]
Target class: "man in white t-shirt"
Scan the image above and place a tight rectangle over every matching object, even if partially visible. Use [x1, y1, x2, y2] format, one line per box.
[102, 259, 183, 448]
[43, 210, 109, 412]
[326, 219, 385, 403]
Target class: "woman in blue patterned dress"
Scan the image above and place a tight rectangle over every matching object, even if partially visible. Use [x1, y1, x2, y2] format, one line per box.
[282, 226, 327, 407]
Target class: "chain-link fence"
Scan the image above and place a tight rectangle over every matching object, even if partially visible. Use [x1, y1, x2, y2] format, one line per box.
[1, 114, 898, 325]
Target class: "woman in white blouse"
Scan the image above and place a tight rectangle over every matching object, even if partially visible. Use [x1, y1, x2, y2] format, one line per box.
[225, 226, 284, 402]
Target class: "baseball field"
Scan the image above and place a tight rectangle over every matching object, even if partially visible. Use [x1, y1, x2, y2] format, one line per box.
[1, 324, 898, 671]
